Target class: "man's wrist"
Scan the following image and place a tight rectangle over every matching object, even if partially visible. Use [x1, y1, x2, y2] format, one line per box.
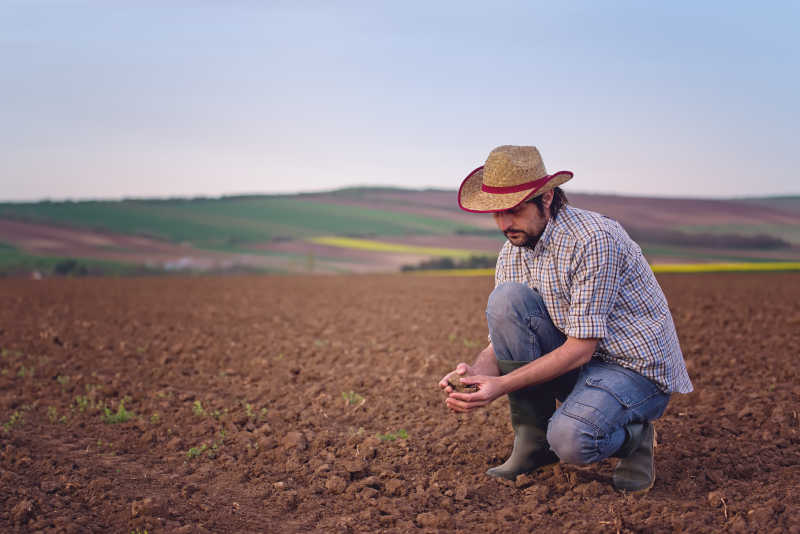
[497, 373, 512, 395]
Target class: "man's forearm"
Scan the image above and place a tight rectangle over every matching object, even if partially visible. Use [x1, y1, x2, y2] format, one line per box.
[499, 337, 597, 394]
[471, 343, 500, 376]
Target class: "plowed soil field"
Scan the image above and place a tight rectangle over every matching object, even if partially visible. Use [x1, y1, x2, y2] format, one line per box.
[1, 273, 798, 533]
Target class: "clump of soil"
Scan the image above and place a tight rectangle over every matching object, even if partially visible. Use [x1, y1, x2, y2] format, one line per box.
[448, 375, 479, 393]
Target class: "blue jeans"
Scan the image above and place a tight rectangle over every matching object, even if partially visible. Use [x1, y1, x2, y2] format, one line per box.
[486, 282, 670, 465]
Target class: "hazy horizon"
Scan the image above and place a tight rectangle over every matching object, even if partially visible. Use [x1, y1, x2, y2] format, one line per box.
[2, 1, 798, 202]
[2, 184, 798, 205]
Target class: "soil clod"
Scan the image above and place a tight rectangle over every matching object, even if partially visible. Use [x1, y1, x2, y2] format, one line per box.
[447, 376, 479, 393]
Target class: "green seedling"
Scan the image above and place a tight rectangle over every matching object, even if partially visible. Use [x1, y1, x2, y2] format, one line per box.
[2, 411, 23, 433]
[243, 402, 265, 420]
[462, 338, 479, 348]
[342, 391, 365, 406]
[56, 375, 70, 386]
[448, 333, 457, 343]
[187, 430, 227, 461]
[186, 444, 208, 459]
[192, 400, 206, 417]
[150, 413, 160, 424]
[102, 400, 135, 424]
[75, 395, 90, 412]
[17, 365, 34, 378]
[377, 429, 408, 442]
[47, 406, 58, 423]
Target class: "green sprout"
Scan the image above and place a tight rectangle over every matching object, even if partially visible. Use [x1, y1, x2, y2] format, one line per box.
[342, 391, 365, 406]
[186, 444, 208, 459]
[377, 429, 408, 442]
[75, 395, 90, 412]
[192, 400, 206, 417]
[102, 400, 135, 424]
[2, 411, 23, 433]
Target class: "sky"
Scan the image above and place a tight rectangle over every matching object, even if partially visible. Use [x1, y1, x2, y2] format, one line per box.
[1, 0, 798, 201]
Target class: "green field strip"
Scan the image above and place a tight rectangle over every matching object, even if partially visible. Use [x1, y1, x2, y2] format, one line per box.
[308, 236, 491, 258]
[0, 196, 488, 248]
[0, 201, 237, 244]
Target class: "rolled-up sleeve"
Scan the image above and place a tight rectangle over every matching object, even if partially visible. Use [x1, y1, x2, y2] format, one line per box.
[565, 231, 622, 339]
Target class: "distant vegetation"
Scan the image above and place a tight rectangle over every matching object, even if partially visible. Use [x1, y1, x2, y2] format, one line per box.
[0, 242, 156, 277]
[627, 228, 791, 250]
[401, 255, 496, 272]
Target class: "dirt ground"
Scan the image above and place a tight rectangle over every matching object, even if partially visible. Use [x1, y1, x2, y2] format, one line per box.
[1, 273, 798, 533]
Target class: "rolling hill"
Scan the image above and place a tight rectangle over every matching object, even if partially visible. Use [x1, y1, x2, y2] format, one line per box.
[1, 188, 799, 275]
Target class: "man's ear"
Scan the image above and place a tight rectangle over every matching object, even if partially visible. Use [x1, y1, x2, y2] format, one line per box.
[541, 190, 554, 211]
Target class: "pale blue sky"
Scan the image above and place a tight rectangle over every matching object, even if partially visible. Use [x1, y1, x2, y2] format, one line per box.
[1, 1, 798, 201]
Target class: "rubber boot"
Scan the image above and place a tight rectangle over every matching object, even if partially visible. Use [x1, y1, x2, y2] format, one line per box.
[612, 422, 656, 493]
[486, 360, 559, 481]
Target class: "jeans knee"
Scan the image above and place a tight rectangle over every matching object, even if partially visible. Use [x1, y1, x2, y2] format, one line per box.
[547, 413, 595, 465]
[487, 282, 541, 319]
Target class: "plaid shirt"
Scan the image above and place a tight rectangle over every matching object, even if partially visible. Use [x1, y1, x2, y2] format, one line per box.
[494, 205, 693, 394]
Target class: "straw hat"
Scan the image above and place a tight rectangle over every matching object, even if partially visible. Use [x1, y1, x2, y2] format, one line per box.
[458, 145, 573, 213]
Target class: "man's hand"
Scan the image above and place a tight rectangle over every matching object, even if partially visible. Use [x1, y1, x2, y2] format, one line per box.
[438, 362, 475, 394]
[444, 375, 506, 413]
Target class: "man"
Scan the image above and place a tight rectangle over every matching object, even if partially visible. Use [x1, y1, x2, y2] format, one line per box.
[439, 145, 692, 492]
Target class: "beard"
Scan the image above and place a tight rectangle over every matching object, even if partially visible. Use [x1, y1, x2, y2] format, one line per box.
[504, 229, 542, 248]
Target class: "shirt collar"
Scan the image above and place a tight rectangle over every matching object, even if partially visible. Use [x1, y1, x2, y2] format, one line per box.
[531, 212, 557, 256]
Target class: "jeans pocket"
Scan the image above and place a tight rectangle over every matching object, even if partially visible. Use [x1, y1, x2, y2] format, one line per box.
[584, 365, 661, 409]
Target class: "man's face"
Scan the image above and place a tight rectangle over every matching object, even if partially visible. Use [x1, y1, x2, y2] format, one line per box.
[492, 195, 551, 248]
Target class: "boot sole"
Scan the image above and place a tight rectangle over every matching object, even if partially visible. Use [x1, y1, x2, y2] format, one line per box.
[486, 460, 559, 482]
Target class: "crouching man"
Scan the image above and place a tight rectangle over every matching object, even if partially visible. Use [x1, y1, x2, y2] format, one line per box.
[439, 146, 692, 492]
